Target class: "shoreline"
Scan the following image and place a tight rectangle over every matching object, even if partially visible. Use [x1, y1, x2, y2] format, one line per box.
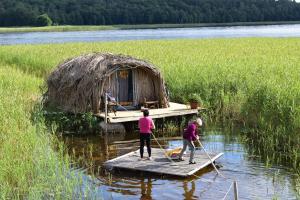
[0, 21, 300, 34]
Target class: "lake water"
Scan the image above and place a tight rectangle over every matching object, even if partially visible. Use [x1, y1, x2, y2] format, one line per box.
[62, 130, 299, 199]
[1, 24, 300, 45]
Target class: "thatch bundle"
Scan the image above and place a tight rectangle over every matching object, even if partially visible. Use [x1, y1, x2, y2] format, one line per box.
[45, 53, 169, 114]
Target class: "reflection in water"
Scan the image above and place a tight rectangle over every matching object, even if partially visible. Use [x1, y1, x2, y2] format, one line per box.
[61, 130, 299, 199]
[103, 132, 109, 161]
[183, 180, 195, 200]
[140, 178, 152, 200]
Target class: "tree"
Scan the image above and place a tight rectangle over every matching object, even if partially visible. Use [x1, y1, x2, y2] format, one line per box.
[36, 14, 53, 26]
[1, 0, 300, 26]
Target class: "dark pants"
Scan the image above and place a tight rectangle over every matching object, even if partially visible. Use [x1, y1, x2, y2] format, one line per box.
[140, 134, 151, 158]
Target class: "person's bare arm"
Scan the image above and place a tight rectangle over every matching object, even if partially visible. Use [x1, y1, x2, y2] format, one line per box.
[151, 119, 155, 130]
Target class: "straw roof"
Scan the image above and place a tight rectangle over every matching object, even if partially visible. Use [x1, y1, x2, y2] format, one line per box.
[45, 53, 168, 114]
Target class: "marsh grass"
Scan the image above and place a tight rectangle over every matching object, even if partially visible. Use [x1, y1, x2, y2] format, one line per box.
[0, 39, 298, 126]
[44, 111, 99, 134]
[0, 67, 97, 198]
[0, 25, 116, 33]
[0, 38, 300, 195]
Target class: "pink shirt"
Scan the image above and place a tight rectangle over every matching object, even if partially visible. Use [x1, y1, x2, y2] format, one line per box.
[139, 117, 154, 134]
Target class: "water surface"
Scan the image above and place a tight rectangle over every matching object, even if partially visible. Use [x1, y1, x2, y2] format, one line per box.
[1, 24, 300, 45]
[62, 130, 299, 199]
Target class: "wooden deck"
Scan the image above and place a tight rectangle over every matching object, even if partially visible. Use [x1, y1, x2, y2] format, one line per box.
[104, 148, 223, 177]
[96, 102, 199, 123]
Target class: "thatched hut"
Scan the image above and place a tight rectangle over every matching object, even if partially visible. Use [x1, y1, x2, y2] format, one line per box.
[45, 53, 169, 114]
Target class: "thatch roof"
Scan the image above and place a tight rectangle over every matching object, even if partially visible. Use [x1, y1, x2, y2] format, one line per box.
[45, 53, 169, 114]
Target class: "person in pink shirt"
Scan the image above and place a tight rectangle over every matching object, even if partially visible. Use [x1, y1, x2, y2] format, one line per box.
[138, 109, 155, 160]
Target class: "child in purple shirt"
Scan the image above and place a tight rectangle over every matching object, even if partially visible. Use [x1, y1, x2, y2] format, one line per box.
[138, 109, 155, 160]
[178, 118, 202, 164]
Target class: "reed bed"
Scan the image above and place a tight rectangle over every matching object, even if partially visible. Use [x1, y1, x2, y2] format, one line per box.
[0, 38, 299, 196]
[0, 66, 96, 199]
[0, 25, 116, 33]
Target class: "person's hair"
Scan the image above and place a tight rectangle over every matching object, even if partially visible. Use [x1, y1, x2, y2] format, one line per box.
[143, 110, 149, 117]
[193, 118, 203, 126]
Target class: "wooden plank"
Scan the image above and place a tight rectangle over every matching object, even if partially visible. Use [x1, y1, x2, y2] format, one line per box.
[108, 110, 196, 119]
[104, 148, 224, 177]
[108, 110, 198, 123]
[99, 108, 198, 119]
[187, 153, 224, 175]
[105, 150, 136, 163]
[95, 102, 203, 123]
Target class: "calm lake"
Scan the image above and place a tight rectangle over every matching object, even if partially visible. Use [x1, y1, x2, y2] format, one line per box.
[63, 129, 299, 199]
[1, 24, 300, 45]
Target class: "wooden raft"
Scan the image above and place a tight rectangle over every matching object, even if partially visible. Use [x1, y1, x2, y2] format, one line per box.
[104, 148, 223, 177]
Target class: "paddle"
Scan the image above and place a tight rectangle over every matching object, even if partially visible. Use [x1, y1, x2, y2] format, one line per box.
[196, 138, 223, 177]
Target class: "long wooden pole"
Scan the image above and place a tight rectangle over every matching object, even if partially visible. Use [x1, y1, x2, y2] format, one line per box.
[151, 132, 174, 163]
[196, 139, 224, 177]
[105, 93, 108, 124]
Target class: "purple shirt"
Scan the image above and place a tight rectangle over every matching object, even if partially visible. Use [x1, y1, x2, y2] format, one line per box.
[183, 123, 198, 141]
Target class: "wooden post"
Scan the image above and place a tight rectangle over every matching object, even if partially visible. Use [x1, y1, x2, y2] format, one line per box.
[105, 93, 108, 124]
[233, 181, 239, 200]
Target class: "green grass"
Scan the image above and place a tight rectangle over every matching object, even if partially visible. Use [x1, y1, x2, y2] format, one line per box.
[0, 38, 300, 196]
[0, 25, 117, 33]
[0, 66, 96, 199]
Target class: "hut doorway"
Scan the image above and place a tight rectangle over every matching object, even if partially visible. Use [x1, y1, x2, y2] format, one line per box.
[117, 69, 133, 106]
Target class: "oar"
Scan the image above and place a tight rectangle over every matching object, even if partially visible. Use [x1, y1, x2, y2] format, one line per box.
[196, 138, 224, 177]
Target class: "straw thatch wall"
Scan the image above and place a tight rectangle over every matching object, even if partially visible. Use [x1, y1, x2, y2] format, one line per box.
[45, 53, 169, 114]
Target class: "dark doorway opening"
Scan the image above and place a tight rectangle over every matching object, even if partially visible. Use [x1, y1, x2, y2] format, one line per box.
[117, 69, 133, 106]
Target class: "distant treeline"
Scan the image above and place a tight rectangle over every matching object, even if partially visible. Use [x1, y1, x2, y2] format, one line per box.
[1, 0, 300, 26]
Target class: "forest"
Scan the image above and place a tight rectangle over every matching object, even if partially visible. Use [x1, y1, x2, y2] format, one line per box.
[1, 0, 300, 26]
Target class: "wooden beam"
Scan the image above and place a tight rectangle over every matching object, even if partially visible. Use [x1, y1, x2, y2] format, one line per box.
[108, 110, 198, 123]
[187, 153, 224, 175]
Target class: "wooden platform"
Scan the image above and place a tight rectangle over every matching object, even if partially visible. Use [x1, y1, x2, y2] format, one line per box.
[104, 148, 223, 177]
[96, 102, 199, 123]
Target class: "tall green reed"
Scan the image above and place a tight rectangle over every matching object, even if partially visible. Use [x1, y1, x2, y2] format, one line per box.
[0, 37, 299, 169]
[0, 66, 97, 199]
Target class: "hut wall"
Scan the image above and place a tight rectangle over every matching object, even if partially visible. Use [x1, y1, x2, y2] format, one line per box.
[103, 73, 118, 98]
[133, 68, 159, 105]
